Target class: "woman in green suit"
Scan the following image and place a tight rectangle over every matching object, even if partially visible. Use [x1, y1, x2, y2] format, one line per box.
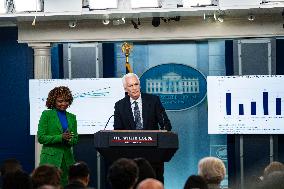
[37, 86, 79, 187]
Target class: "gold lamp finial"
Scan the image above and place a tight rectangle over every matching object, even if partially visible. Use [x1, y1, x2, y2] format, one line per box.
[121, 42, 133, 73]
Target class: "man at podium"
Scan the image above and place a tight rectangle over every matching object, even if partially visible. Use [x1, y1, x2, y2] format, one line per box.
[113, 73, 172, 183]
[113, 73, 172, 131]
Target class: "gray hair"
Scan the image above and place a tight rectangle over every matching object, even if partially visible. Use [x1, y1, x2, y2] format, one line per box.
[198, 157, 226, 184]
[122, 73, 140, 88]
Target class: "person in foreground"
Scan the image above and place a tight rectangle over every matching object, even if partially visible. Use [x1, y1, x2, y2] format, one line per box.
[133, 157, 156, 188]
[37, 86, 79, 186]
[136, 178, 164, 189]
[31, 164, 61, 189]
[65, 161, 90, 189]
[198, 157, 226, 189]
[113, 73, 171, 131]
[183, 175, 208, 189]
[107, 158, 138, 189]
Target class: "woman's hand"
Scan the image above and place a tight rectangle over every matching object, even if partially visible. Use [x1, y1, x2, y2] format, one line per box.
[62, 131, 73, 141]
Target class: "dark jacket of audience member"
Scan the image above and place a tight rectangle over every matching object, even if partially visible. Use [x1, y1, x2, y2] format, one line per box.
[184, 175, 208, 189]
[133, 157, 156, 188]
[2, 170, 33, 189]
[31, 164, 61, 189]
[64, 161, 90, 189]
[107, 158, 138, 189]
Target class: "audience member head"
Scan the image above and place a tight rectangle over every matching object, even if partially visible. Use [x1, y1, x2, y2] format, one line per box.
[136, 178, 164, 189]
[68, 161, 90, 187]
[184, 175, 208, 189]
[134, 157, 156, 186]
[0, 158, 23, 176]
[263, 161, 284, 178]
[2, 171, 33, 189]
[107, 158, 138, 189]
[31, 164, 61, 188]
[198, 157, 226, 185]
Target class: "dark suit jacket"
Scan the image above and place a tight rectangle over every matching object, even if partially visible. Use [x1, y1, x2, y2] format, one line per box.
[113, 93, 172, 131]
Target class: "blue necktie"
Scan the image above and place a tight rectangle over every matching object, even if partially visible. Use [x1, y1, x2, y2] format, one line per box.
[133, 101, 143, 130]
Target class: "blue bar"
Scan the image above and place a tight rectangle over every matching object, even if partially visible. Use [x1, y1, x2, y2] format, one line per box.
[276, 98, 281, 115]
[239, 104, 244, 115]
[226, 93, 231, 115]
[263, 92, 268, 115]
[251, 102, 256, 115]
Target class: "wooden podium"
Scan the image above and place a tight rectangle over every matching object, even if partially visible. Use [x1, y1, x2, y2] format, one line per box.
[94, 130, 179, 163]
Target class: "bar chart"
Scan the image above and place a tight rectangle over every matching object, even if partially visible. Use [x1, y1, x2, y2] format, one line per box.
[207, 75, 284, 134]
[225, 91, 281, 116]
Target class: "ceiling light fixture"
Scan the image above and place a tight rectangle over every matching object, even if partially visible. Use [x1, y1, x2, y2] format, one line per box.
[248, 14, 255, 21]
[131, 20, 139, 29]
[152, 17, 160, 27]
[102, 14, 110, 25]
[217, 16, 224, 22]
[203, 13, 217, 22]
[68, 20, 77, 28]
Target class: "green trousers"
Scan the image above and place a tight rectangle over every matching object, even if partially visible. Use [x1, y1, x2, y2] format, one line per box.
[60, 157, 68, 187]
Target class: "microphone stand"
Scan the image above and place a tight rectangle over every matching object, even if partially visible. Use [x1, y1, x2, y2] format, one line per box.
[104, 115, 114, 130]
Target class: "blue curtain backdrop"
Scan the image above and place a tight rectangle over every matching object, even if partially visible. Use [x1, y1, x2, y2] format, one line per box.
[114, 41, 227, 189]
[0, 27, 35, 173]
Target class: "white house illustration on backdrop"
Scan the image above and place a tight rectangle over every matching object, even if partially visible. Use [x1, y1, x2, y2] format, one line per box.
[146, 72, 199, 94]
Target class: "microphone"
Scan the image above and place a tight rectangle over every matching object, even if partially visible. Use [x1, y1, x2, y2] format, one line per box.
[104, 115, 114, 130]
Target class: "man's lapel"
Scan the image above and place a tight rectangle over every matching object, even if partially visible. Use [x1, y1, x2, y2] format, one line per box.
[124, 96, 136, 129]
[141, 94, 149, 129]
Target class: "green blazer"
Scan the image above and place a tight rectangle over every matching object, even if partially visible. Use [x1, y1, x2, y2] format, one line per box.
[37, 109, 79, 168]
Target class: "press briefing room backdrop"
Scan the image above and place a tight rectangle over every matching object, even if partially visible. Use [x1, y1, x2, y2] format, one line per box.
[2, 8, 284, 189]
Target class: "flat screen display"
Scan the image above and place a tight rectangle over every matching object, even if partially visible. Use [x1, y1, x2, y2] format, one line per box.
[29, 78, 124, 135]
[208, 75, 284, 134]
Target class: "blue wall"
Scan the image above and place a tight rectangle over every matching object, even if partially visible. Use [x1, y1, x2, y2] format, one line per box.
[0, 27, 35, 172]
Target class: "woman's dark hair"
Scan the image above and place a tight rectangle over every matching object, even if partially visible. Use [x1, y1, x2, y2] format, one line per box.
[31, 165, 61, 188]
[46, 86, 73, 109]
[133, 157, 156, 187]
